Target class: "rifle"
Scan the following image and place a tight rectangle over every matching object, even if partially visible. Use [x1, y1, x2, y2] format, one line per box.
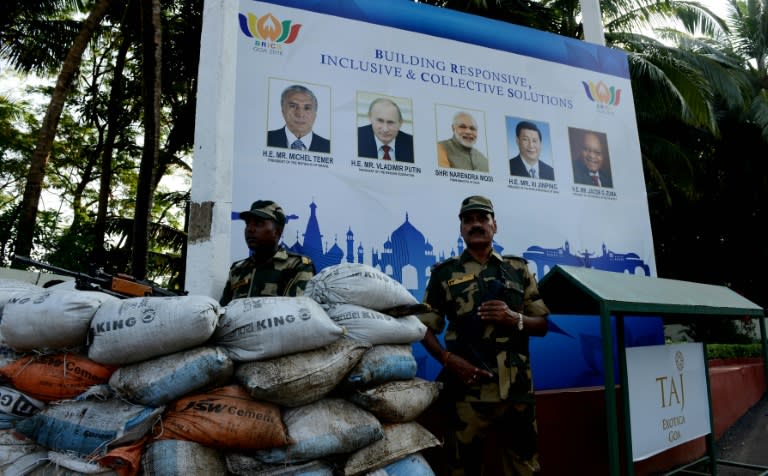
[12, 255, 181, 298]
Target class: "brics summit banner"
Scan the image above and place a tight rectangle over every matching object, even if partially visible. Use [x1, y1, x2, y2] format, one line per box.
[230, 0, 663, 387]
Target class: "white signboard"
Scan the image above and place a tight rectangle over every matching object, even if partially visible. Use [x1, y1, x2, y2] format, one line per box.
[190, 0, 665, 387]
[231, 0, 655, 288]
[626, 343, 711, 461]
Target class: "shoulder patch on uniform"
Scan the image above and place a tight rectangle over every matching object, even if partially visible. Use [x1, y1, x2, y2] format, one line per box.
[431, 256, 458, 272]
[502, 254, 528, 264]
[230, 258, 250, 270]
[301, 256, 311, 264]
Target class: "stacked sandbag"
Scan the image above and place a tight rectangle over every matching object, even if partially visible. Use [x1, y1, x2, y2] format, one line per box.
[301, 263, 441, 474]
[0, 264, 442, 475]
[1, 289, 118, 352]
[0, 428, 48, 475]
[88, 295, 222, 365]
[235, 337, 372, 407]
[108, 346, 234, 406]
[0, 291, 230, 475]
[0, 385, 45, 430]
[154, 384, 290, 450]
[141, 439, 228, 475]
[342, 423, 442, 476]
[0, 279, 45, 368]
[0, 278, 42, 316]
[212, 295, 344, 361]
[305, 262, 420, 311]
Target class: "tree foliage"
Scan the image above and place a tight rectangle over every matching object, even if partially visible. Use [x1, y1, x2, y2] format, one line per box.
[1, 0, 767, 319]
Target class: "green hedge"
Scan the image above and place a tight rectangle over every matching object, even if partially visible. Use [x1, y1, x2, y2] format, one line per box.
[706, 343, 762, 360]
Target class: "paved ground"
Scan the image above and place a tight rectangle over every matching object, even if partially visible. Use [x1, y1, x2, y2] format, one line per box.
[672, 395, 768, 475]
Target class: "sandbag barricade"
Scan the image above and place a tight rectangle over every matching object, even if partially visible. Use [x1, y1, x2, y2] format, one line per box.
[0, 275, 442, 475]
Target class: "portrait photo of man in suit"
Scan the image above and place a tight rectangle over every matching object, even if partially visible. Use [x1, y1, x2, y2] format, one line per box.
[508, 119, 555, 180]
[267, 83, 330, 153]
[569, 128, 613, 188]
[357, 96, 414, 162]
[436, 108, 489, 172]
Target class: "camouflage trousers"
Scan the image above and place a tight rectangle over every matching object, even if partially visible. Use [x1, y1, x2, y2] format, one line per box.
[445, 400, 540, 476]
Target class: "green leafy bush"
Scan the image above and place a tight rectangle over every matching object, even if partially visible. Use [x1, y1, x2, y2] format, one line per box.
[706, 343, 762, 360]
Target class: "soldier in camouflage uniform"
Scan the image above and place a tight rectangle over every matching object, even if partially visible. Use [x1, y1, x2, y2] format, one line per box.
[220, 200, 315, 305]
[418, 195, 549, 476]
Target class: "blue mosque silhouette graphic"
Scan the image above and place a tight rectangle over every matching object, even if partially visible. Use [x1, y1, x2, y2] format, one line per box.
[283, 200, 651, 301]
[263, 200, 660, 387]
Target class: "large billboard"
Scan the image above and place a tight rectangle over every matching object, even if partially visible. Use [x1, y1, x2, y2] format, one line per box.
[227, 0, 663, 387]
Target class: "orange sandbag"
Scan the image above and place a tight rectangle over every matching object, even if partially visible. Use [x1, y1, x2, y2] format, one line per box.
[0, 353, 116, 402]
[98, 435, 149, 476]
[154, 384, 290, 451]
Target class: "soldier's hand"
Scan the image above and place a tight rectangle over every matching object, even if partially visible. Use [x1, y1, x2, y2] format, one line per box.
[444, 352, 494, 385]
[478, 299, 521, 327]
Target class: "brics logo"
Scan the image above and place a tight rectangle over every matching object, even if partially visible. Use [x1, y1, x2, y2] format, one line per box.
[581, 80, 622, 107]
[238, 12, 302, 47]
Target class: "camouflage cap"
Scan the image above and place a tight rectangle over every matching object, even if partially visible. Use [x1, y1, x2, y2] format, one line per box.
[459, 195, 494, 217]
[240, 200, 286, 225]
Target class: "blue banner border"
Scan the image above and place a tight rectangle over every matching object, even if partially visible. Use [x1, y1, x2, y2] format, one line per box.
[254, 0, 630, 79]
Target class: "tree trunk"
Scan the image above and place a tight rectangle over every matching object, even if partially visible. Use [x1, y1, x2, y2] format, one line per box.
[132, 0, 162, 279]
[12, 0, 111, 264]
[93, 32, 131, 268]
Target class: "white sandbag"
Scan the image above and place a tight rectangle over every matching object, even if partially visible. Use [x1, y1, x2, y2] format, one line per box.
[226, 453, 334, 476]
[2, 450, 50, 475]
[15, 398, 163, 457]
[141, 439, 227, 476]
[235, 337, 371, 407]
[326, 304, 426, 345]
[1, 289, 118, 351]
[0, 332, 22, 368]
[0, 429, 47, 475]
[253, 398, 384, 464]
[367, 452, 435, 476]
[213, 296, 343, 362]
[0, 278, 40, 315]
[342, 423, 441, 476]
[345, 378, 442, 423]
[109, 346, 233, 406]
[0, 385, 45, 429]
[343, 345, 418, 389]
[304, 263, 418, 311]
[47, 451, 117, 474]
[88, 295, 222, 365]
